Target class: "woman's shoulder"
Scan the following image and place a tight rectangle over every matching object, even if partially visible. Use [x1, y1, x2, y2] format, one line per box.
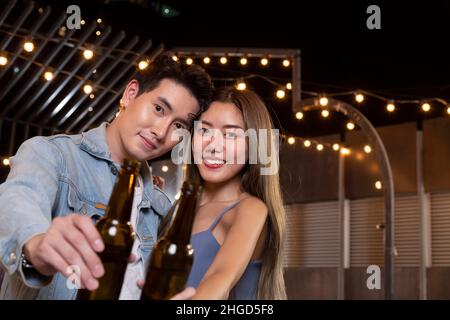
[236, 194, 268, 218]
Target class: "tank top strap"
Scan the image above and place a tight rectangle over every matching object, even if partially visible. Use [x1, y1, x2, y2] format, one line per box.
[209, 199, 242, 231]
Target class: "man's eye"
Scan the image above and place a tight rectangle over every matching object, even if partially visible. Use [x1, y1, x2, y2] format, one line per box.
[154, 104, 163, 113]
[174, 123, 185, 129]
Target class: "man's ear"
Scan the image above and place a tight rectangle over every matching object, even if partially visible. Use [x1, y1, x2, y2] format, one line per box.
[122, 79, 140, 109]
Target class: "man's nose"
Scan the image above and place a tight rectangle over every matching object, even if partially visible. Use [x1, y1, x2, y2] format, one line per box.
[151, 118, 171, 140]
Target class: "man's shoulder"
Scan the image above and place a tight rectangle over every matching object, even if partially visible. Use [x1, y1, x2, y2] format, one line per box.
[22, 132, 82, 151]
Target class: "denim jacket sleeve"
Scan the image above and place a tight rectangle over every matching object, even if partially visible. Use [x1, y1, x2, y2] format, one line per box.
[0, 136, 62, 288]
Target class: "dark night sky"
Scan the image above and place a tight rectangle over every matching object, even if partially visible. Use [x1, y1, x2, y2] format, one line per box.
[29, 0, 450, 136]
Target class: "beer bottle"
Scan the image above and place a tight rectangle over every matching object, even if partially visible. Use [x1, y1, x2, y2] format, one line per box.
[77, 159, 140, 300]
[140, 165, 201, 300]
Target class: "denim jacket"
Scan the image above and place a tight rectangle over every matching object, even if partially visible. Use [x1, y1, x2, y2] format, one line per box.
[0, 123, 172, 299]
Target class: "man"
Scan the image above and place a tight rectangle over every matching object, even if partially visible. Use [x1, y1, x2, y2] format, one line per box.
[0, 53, 213, 299]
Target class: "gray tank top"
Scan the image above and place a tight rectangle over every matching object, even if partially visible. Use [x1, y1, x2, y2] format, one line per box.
[186, 200, 262, 299]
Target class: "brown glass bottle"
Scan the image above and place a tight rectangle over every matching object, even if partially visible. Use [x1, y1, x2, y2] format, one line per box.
[77, 159, 140, 300]
[140, 167, 201, 300]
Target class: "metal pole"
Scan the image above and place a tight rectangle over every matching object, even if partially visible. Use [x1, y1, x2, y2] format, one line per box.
[337, 147, 346, 299]
[292, 52, 302, 113]
[416, 127, 427, 299]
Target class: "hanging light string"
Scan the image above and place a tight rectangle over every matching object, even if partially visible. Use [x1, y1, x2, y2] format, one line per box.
[0, 25, 144, 58]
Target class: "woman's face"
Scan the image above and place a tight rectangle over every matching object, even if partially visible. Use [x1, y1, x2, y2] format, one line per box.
[192, 101, 248, 184]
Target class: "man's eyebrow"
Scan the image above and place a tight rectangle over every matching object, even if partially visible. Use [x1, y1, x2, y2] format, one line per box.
[157, 96, 173, 112]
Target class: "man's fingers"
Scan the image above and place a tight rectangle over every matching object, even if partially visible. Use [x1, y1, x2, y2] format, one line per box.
[136, 279, 145, 289]
[35, 244, 66, 276]
[50, 231, 99, 291]
[128, 253, 137, 263]
[171, 287, 196, 300]
[61, 224, 104, 279]
[72, 215, 104, 252]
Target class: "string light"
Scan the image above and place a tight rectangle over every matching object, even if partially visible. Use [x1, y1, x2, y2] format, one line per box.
[203, 56, 210, 64]
[97, 18, 102, 24]
[332, 143, 340, 151]
[138, 59, 149, 70]
[386, 102, 396, 112]
[364, 145, 372, 154]
[316, 144, 324, 151]
[95, 30, 101, 36]
[240, 57, 248, 65]
[321, 110, 330, 118]
[346, 122, 355, 130]
[236, 81, 246, 91]
[43, 70, 54, 81]
[23, 40, 35, 52]
[375, 181, 382, 190]
[282, 59, 290, 67]
[295, 112, 304, 120]
[0, 54, 7, 66]
[80, 19, 85, 25]
[220, 56, 227, 64]
[286, 82, 292, 90]
[186, 58, 193, 65]
[2, 158, 10, 166]
[421, 102, 431, 112]
[276, 89, 286, 99]
[340, 148, 351, 155]
[83, 84, 93, 95]
[288, 137, 295, 145]
[260, 57, 268, 66]
[447, 107, 450, 115]
[89, 94, 95, 99]
[162, 165, 169, 172]
[304, 140, 311, 148]
[83, 49, 94, 60]
[355, 92, 365, 103]
[319, 96, 328, 107]
[172, 55, 178, 61]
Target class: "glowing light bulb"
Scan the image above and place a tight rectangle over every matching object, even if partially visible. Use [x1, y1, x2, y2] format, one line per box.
[295, 112, 303, 120]
[347, 122, 355, 131]
[43, 71, 54, 81]
[321, 110, 330, 118]
[288, 137, 295, 145]
[83, 84, 93, 95]
[319, 97, 328, 106]
[276, 89, 286, 99]
[23, 41, 34, 52]
[138, 60, 149, 70]
[83, 49, 94, 60]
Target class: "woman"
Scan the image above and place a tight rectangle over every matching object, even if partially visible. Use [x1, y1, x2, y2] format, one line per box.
[181, 87, 287, 300]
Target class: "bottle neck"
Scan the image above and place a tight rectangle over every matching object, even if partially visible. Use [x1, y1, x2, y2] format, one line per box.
[106, 165, 139, 223]
[165, 181, 201, 243]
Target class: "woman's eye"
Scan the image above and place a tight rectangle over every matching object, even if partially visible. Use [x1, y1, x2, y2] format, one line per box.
[225, 131, 238, 138]
[199, 128, 209, 135]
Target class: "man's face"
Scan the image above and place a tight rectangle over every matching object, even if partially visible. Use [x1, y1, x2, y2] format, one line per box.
[117, 78, 199, 161]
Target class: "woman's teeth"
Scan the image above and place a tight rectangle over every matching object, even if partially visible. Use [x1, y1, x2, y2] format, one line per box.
[204, 159, 225, 165]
